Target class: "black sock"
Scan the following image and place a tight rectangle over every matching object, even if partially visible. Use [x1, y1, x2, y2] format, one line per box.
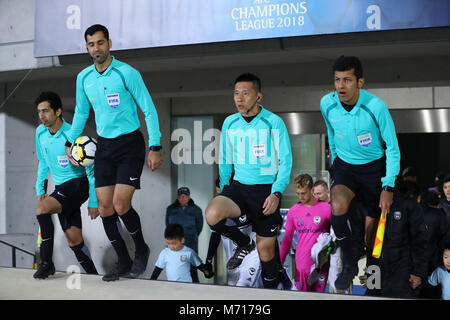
[332, 213, 352, 241]
[210, 219, 250, 247]
[37, 214, 54, 263]
[261, 256, 282, 289]
[101, 213, 132, 265]
[206, 231, 222, 262]
[70, 241, 98, 275]
[119, 207, 147, 254]
[332, 213, 355, 266]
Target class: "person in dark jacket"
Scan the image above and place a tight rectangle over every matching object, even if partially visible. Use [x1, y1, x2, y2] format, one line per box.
[166, 187, 203, 282]
[421, 189, 448, 274]
[419, 188, 448, 298]
[366, 180, 428, 298]
[439, 175, 450, 235]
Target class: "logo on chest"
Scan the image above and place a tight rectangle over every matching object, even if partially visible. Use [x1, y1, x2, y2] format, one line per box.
[106, 93, 120, 109]
[57, 155, 69, 168]
[357, 132, 372, 147]
[313, 216, 321, 225]
[252, 144, 266, 159]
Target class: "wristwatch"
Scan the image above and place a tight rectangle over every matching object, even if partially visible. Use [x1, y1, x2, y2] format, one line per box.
[273, 191, 282, 200]
[149, 145, 162, 152]
[382, 185, 395, 193]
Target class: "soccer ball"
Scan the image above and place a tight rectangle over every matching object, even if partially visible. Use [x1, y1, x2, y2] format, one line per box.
[70, 136, 97, 167]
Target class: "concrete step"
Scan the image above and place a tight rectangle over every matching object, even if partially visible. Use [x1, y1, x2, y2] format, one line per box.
[0, 267, 386, 300]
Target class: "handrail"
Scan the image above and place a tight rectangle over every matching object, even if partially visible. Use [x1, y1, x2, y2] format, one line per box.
[0, 239, 36, 268]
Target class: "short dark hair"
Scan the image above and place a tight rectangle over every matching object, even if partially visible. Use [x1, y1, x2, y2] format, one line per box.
[234, 73, 261, 92]
[84, 24, 109, 42]
[444, 240, 450, 252]
[332, 56, 363, 80]
[442, 240, 450, 269]
[313, 179, 329, 189]
[35, 91, 63, 118]
[164, 224, 184, 240]
[443, 174, 450, 185]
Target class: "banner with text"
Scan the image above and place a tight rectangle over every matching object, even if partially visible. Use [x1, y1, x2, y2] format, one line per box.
[34, 0, 450, 57]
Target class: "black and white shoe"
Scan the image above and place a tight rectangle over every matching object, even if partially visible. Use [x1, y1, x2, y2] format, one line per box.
[33, 261, 55, 279]
[226, 240, 256, 270]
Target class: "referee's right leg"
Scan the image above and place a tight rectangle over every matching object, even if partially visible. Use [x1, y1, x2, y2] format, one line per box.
[330, 184, 359, 290]
[205, 196, 244, 241]
[206, 196, 253, 268]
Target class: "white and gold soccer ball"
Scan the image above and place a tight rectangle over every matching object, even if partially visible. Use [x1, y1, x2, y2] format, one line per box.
[70, 136, 97, 167]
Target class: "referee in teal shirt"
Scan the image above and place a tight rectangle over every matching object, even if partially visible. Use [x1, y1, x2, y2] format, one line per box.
[206, 73, 293, 289]
[320, 56, 400, 291]
[65, 24, 162, 281]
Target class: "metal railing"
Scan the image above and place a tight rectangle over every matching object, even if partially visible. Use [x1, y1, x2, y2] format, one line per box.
[0, 240, 36, 268]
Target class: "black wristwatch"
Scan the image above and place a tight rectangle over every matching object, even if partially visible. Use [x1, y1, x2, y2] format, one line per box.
[382, 185, 395, 193]
[149, 145, 162, 152]
[273, 191, 282, 200]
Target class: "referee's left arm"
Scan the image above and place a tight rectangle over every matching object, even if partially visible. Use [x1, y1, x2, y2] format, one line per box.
[271, 117, 293, 194]
[66, 73, 91, 144]
[125, 68, 161, 148]
[376, 104, 400, 187]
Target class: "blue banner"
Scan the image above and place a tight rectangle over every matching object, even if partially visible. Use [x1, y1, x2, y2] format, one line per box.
[34, 0, 450, 57]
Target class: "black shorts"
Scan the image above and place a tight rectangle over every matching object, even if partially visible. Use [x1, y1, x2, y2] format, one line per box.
[329, 156, 385, 219]
[219, 181, 283, 237]
[95, 129, 146, 189]
[49, 177, 89, 231]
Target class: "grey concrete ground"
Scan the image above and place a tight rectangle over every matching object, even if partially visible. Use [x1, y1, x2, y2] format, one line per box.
[0, 267, 385, 300]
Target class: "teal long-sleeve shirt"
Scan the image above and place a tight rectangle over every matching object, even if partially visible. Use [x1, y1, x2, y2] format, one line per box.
[320, 89, 400, 187]
[36, 120, 98, 208]
[219, 106, 293, 194]
[67, 56, 161, 147]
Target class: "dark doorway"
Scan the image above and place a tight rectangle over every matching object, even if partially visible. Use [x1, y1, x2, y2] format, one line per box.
[397, 133, 450, 189]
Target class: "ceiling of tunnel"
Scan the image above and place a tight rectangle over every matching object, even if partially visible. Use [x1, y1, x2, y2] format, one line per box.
[0, 27, 449, 84]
